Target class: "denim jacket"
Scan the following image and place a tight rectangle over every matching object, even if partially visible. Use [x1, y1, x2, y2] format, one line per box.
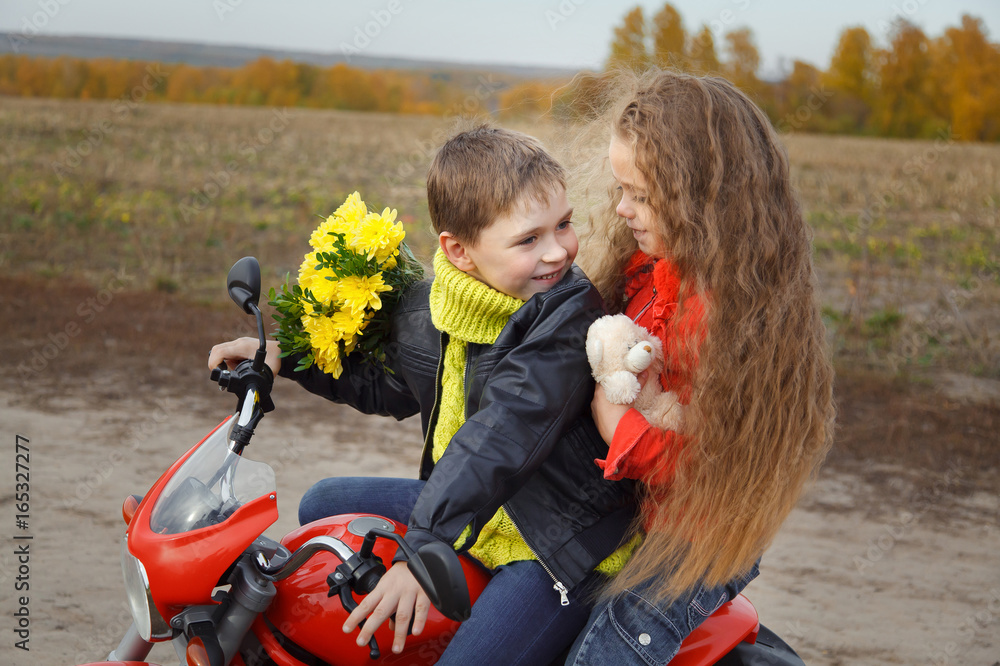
[568, 563, 760, 665]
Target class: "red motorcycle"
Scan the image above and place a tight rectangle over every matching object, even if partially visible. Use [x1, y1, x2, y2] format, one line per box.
[77, 257, 804, 666]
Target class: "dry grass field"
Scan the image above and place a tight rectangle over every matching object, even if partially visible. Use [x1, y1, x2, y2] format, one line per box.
[0, 97, 998, 665]
[3, 97, 998, 378]
[3, 97, 998, 458]
[1, 95, 998, 476]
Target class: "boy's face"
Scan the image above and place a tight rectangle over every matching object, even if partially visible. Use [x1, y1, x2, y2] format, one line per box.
[455, 186, 578, 302]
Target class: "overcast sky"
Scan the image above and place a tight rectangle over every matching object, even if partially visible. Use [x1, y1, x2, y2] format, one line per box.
[2, 1, 998, 78]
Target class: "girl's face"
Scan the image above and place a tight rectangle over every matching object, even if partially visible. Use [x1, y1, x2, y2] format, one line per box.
[609, 136, 665, 258]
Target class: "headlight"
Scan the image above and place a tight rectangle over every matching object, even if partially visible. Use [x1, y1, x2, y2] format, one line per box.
[120, 536, 171, 641]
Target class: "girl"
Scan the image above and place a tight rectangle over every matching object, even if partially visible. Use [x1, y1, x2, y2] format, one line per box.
[567, 70, 836, 664]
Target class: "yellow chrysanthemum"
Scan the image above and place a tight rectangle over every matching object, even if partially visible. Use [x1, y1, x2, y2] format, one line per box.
[309, 214, 350, 253]
[314, 347, 344, 378]
[273, 191, 420, 379]
[301, 311, 342, 352]
[310, 191, 368, 253]
[333, 191, 368, 227]
[330, 306, 367, 338]
[338, 273, 393, 314]
[298, 253, 339, 303]
[350, 208, 405, 264]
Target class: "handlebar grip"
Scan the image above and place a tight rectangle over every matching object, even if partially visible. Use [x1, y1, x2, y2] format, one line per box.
[210, 363, 233, 394]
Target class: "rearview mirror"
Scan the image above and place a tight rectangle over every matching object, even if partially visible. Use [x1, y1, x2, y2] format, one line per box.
[407, 541, 471, 622]
[227, 257, 261, 315]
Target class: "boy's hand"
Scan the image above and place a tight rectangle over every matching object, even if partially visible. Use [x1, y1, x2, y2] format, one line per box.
[208, 337, 281, 375]
[343, 561, 430, 654]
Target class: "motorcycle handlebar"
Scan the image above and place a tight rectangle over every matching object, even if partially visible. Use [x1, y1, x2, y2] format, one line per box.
[255, 536, 357, 580]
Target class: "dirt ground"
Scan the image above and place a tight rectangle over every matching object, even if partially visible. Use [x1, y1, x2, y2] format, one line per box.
[0, 278, 998, 666]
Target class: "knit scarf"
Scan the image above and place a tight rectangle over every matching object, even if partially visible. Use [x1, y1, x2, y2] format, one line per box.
[429, 248, 524, 464]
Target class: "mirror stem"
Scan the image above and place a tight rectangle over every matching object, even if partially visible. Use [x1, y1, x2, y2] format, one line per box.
[248, 302, 267, 373]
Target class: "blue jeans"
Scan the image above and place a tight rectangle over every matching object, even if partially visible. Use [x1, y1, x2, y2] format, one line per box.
[435, 559, 597, 665]
[298, 476, 425, 525]
[566, 563, 760, 665]
[298, 476, 596, 664]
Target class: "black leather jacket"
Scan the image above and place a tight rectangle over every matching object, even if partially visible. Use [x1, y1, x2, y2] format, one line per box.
[279, 266, 636, 592]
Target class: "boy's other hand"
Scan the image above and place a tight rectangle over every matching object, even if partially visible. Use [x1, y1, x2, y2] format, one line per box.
[208, 337, 281, 375]
[343, 561, 430, 654]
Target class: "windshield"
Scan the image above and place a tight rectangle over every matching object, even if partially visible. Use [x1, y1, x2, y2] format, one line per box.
[149, 415, 276, 534]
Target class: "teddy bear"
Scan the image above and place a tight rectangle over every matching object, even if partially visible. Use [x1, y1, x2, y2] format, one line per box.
[585, 314, 685, 432]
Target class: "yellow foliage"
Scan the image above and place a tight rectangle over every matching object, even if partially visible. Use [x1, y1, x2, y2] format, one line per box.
[3, 7, 1000, 142]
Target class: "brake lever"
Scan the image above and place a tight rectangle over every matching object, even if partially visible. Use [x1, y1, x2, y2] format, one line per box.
[330, 576, 380, 660]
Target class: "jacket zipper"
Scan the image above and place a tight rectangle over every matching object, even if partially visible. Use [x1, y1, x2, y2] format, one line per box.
[418, 331, 446, 474]
[429, 335, 570, 605]
[631, 287, 657, 323]
[504, 503, 570, 606]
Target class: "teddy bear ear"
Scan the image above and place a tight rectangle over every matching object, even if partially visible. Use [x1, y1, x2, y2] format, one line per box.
[586, 336, 603, 365]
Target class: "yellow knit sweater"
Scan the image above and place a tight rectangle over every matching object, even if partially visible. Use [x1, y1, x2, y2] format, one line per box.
[429, 250, 637, 574]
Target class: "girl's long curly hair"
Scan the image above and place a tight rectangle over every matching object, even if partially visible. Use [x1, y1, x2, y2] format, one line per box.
[574, 69, 836, 601]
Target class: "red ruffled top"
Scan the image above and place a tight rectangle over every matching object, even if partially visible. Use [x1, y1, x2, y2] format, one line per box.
[594, 251, 706, 488]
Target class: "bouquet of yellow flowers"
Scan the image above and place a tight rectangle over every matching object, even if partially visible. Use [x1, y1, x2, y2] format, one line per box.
[268, 192, 424, 378]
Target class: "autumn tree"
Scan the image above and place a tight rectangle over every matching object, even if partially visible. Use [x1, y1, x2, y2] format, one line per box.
[827, 27, 874, 100]
[13, 56, 49, 96]
[651, 4, 686, 70]
[323, 64, 378, 111]
[79, 57, 118, 100]
[101, 59, 138, 99]
[873, 20, 940, 138]
[165, 65, 206, 103]
[49, 56, 89, 98]
[724, 28, 762, 97]
[231, 57, 276, 105]
[688, 25, 721, 75]
[935, 15, 1000, 141]
[607, 6, 649, 71]
[824, 26, 875, 131]
[266, 60, 302, 106]
[8, 10, 1000, 142]
[376, 71, 410, 112]
[774, 60, 825, 132]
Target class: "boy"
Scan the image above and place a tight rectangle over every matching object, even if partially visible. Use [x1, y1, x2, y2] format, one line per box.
[209, 127, 635, 664]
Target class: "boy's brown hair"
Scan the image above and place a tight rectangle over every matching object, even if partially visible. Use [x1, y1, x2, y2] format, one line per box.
[427, 125, 566, 243]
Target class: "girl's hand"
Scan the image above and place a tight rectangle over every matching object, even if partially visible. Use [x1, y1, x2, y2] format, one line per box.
[208, 337, 282, 375]
[343, 561, 430, 654]
[591, 371, 648, 445]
